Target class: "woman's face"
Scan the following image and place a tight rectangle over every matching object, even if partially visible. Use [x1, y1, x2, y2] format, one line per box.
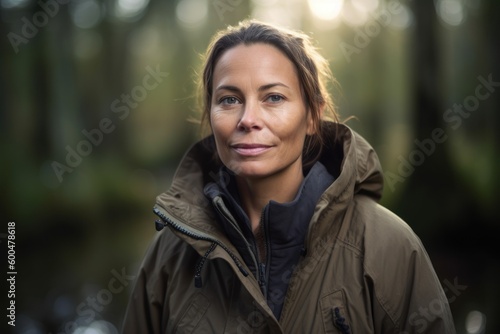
[210, 43, 313, 179]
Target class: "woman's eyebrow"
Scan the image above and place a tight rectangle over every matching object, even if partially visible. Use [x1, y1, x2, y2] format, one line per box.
[258, 82, 290, 91]
[215, 82, 290, 93]
[215, 85, 241, 93]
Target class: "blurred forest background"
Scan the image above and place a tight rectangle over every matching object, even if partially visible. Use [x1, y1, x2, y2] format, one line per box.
[0, 0, 499, 333]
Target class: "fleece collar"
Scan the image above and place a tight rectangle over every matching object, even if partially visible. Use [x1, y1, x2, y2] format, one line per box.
[204, 161, 334, 250]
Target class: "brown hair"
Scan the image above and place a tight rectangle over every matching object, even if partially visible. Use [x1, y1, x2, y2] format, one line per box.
[198, 20, 339, 168]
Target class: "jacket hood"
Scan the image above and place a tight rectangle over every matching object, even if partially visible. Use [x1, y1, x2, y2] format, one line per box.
[155, 122, 383, 236]
[317, 122, 383, 203]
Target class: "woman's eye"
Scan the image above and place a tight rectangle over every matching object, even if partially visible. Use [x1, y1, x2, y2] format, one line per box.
[220, 96, 239, 105]
[267, 95, 284, 103]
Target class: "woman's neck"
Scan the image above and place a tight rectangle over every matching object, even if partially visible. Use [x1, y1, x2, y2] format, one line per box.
[235, 165, 305, 233]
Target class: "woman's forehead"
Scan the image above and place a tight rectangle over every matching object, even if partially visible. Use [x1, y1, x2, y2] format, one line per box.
[213, 44, 299, 89]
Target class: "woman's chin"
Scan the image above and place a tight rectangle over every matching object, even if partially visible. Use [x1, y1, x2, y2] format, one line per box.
[224, 161, 272, 179]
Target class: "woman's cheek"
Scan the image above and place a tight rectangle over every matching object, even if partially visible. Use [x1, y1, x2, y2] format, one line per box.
[211, 118, 230, 139]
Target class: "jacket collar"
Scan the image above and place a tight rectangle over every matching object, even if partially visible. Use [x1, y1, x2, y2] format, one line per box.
[154, 122, 383, 247]
[204, 161, 334, 247]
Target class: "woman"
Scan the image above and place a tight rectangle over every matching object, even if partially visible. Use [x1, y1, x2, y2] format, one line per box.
[123, 20, 455, 333]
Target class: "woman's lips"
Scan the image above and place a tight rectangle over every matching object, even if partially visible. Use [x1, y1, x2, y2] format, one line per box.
[231, 144, 272, 156]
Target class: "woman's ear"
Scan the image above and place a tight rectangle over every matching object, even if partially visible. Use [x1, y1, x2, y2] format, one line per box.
[306, 112, 315, 136]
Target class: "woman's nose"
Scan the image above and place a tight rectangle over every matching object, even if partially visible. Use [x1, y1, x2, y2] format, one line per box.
[237, 101, 263, 131]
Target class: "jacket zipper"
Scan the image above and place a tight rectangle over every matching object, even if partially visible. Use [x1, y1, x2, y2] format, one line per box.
[153, 206, 249, 278]
[257, 209, 271, 299]
[194, 242, 217, 288]
[213, 198, 259, 274]
[213, 198, 268, 298]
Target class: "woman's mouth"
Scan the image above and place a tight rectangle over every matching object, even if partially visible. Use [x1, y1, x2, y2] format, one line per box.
[231, 143, 273, 156]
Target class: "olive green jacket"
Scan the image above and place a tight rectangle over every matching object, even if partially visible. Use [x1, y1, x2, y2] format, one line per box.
[122, 123, 456, 333]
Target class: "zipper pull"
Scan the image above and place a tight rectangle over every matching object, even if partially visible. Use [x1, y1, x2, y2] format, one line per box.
[194, 274, 203, 288]
[194, 242, 217, 289]
[155, 219, 166, 231]
[333, 307, 351, 334]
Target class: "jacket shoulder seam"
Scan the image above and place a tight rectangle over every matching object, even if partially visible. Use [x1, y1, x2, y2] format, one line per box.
[334, 236, 362, 257]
